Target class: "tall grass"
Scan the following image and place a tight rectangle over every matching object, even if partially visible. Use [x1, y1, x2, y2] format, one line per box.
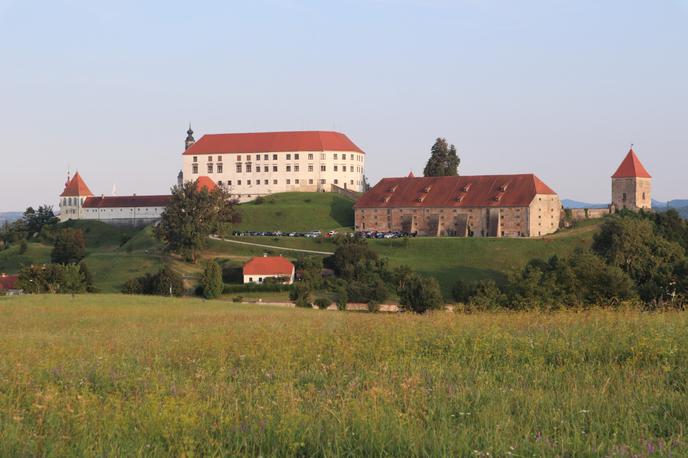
[0, 295, 686, 456]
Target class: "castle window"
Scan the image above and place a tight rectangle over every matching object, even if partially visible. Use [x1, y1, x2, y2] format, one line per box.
[295, 154, 300, 160]
[236, 163, 242, 173]
[334, 179, 339, 185]
[308, 165, 314, 172]
[273, 165, 278, 172]
[256, 166, 261, 173]
[273, 179, 277, 185]
[308, 153, 314, 160]
[286, 165, 291, 172]
[264, 154, 268, 161]
[238, 180, 241, 185]
[237, 155, 241, 161]
[192, 164, 198, 174]
[273, 154, 278, 160]
[218, 181, 223, 186]
[287, 179, 291, 185]
[247, 180, 251, 185]
[309, 179, 314, 185]
[342, 165, 347, 172]
[642, 192, 646, 200]
[334, 154, 338, 160]
[207, 164, 213, 174]
[217, 156, 222, 162]
[208, 156, 212, 162]
[320, 154, 326, 160]
[246, 163, 252, 173]
[295, 179, 300, 184]
[193, 156, 197, 163]
[217, 163, 223, 174]
[320, 179, 326, 184]
[247, 155, 251, 161]
[228, 180, 232, 186]
[623, 192, 627, 202]
[334, 165, 338, 172]
[294, 165, 300, 172]
[321, 165, 326, 172]
[286, 154, 291, 160]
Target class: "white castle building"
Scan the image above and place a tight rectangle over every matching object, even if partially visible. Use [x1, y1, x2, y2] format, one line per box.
[180, 128, 366, 202]
[58, 172, 217, 226]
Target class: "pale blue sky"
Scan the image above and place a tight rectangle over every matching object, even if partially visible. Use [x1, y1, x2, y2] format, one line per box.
[1, 0, 687, 211]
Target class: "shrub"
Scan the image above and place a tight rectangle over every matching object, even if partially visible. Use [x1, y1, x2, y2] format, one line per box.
[254, 196, 265, 204]
[51, 228, 86, 264]
[367, 301, 380, 313]
[314, 297, 331, 310]
[18, 263, 89, 294]
[232, 296, 243, 303]
[19, 240, 27, 254]
[224, 283, 291, 294]
[399, 273, 444, 314]
[334, 287, 348, 311]
[200, 261, 224, 299]
[469, 280, 506, 311]
[121, 267, 184, 297]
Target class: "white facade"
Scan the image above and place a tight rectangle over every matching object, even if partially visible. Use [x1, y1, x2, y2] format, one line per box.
[243, 272, 295, 285]
[182, 150, 365, 202]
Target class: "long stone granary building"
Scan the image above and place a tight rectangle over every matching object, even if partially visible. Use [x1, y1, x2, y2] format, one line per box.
[354, 173, 561, 237]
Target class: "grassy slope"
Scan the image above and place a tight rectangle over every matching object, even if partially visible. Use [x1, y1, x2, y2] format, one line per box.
[0, 295, 686, 456]
[232, 192, 355, 232]
[210, 219, 603, 295]
[0, 243, 52, 273]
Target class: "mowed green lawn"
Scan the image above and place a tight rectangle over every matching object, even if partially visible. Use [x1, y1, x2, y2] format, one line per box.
[231, 192, 355, 232]
[0, 295, 686, 456]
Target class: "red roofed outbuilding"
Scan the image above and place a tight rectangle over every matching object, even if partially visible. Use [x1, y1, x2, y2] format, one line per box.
[354, 173, 561, 237]
[0, 274, 21, 295]
[243, 255, 295, 285]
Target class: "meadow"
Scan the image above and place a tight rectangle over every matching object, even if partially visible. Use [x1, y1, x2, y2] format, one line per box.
[1, 294, 686, 456]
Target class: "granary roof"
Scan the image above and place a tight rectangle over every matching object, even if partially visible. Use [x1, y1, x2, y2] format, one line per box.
[354, 174, 557, 209]
[243, 256, 295, 276]
[60, 172, 94, 197]
[612, 148, 651, 179]
[183, 131, 364, 155]
[82, 195, 172, 209]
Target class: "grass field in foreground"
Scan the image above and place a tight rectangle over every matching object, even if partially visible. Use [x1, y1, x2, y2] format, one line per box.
[1, 295, 686, 456]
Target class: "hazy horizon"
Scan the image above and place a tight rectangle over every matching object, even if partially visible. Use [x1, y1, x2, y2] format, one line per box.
[1, 0, 686, 212]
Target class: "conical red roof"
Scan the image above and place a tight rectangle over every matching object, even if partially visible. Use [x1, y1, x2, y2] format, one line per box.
[612, 149, 651, 179]
[60, 172, 94, 197]
[195, 176, 218, 192]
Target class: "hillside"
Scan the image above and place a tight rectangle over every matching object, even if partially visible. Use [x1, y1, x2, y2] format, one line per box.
[1, 206, 603, 297]
[232, 192, 355, 232]
[209, 219, 603, 296]
[0, 212, 22, 225]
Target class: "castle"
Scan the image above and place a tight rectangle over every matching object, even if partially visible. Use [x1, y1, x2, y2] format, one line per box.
[180, 128, 366, 202]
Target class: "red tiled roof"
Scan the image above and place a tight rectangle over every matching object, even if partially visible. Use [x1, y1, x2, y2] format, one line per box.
[60, 172, 93, 197]
[0, 274, 18, 291]
[196, 176, 217, 192]
[354, 174, 558, 209]
[612, 148, 651, 178]
[183, 131, 364, 155]
[243, 256, 295, 276]
[82, 195, 171, 208]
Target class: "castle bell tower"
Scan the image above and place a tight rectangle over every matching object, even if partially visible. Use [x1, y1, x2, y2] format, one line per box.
[611, 147, 652, 211]
[185, 124, 195, 151]
[59, 171, 94, 222]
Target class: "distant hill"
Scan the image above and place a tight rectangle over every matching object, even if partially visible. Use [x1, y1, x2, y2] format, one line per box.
[561, 199, 607, 209]
[0, 212, 22, 225]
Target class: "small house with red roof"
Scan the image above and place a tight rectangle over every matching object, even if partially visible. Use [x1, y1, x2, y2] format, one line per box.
[59, 172, 217, 226]
[354, 173, 561, 237]
[611, 148, 652, 211]
[243, 255, 295, 285]
[0, 274, 21, 295]
[180, 127, 366, 203]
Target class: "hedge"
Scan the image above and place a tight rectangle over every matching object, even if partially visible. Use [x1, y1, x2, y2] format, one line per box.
[223, 283, 293, 294]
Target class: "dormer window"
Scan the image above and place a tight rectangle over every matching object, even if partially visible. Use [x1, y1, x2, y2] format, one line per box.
[499, 183, 509, 192]
[455, 196, 464, 202]
[462, 184, 471, 192]
[389, 185, 398, 193]
[417, 195, 426, 203]
[422, 186, 432, 193]
[383, 196, 391, 203]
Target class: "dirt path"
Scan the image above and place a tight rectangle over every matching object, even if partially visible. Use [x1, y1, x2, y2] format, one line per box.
[209, 236, 335, 255]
